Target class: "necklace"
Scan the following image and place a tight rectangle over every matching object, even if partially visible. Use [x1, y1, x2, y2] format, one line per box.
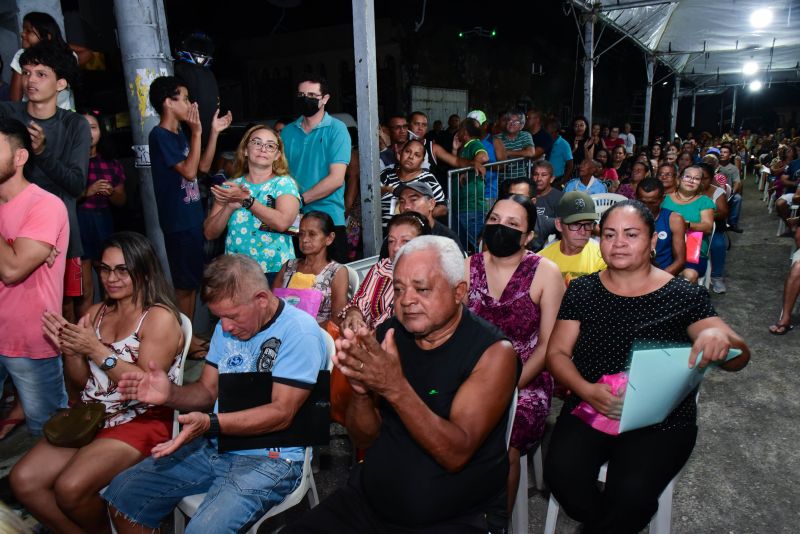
[674, 190, 698, 202]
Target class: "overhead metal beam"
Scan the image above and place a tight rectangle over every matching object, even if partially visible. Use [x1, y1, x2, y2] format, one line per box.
[601, 0, 674, 10]
[352, 0, 382, 257]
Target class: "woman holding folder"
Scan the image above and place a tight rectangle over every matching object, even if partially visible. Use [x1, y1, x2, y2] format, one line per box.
[544, 199, 750, 534]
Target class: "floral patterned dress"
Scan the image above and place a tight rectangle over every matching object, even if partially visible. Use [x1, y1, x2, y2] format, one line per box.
[81, 306, 183, 428]
[467, 251, 553, 453]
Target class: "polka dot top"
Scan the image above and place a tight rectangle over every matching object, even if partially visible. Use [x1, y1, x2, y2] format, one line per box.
[557, 272, 717, 430]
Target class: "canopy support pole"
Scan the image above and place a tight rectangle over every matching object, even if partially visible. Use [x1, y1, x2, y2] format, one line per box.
[690, 90, 696, 128]
[583, 14, 594, 121]
[669, 76, 680, 141]
[352, 0, 382, 257]
[642, 55, 655, 146]
[730, 85, 738, 131]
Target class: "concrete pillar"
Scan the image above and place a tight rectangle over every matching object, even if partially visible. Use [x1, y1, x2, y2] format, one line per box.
[691, 90, 696, 128]
[669, 76, 680, 142]
[114, 0, 173, 274]
[642, 55, 655, 146]
[731, 85, 738, 130]
[583, 16, 594, 121]
[352, 0, 382, 257]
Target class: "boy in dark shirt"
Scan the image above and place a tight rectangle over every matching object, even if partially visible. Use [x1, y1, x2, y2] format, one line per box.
[148, 76, 230, 345]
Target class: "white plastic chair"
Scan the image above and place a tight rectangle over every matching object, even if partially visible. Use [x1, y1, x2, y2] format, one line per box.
[172, 329, 334, 534]
[345, 255, 380, 283]
[344, 264, 359, 300]
[590, 193, 628, 215]
[777, 205, 799, 236]
[701, 223, 715, 289]
[543, 462, 678, 534]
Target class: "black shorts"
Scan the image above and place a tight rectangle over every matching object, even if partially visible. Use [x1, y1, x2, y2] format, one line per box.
[163, 227, 204, 290]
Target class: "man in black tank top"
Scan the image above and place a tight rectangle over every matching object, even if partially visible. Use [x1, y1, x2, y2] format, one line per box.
[284, 236, 519, 533]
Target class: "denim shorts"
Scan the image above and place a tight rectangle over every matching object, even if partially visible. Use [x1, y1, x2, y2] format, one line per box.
[103, 438, 303, 532]
[0, 355, 67, 435]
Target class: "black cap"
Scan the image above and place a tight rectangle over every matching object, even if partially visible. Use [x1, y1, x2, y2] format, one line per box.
[393, 181, 435, 198]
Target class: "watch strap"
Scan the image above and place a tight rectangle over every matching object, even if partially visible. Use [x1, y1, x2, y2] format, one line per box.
[205, 413, 220, 438]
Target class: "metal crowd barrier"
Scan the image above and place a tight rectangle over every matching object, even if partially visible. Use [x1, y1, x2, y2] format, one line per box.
[446, 157, 532, 252]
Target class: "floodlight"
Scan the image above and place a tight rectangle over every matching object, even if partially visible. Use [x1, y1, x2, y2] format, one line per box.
[750, 8, 773, 28]
[743, 61, 758, 75]
[749, 80, 763, 91]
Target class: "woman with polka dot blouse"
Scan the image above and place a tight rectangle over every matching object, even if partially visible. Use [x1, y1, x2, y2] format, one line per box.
[544, 200, 750, 534]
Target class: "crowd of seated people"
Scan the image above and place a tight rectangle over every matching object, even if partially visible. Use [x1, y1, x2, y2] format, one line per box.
[2, 23, 788, 530]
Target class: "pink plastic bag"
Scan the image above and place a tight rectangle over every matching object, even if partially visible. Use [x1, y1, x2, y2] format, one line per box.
[571, 372, 628, 436]
[273, 288, 324, 318]
[685, 231, 703, 264]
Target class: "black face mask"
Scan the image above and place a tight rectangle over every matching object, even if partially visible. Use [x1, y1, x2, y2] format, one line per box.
[296, 96, 321, 117]
[483, 223, 524, 257]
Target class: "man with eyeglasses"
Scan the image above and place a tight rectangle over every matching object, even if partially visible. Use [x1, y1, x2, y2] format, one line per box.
[539, 191, 607, 285]
[148, 76, 231, 342]
[493, 110, 534, 179]
[282, 75, 351, 262]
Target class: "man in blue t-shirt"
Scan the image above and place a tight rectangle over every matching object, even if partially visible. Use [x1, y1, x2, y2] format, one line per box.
[148, 76, 231, 337]
[636, 177, 686, 276]
[545, 119, 574, 186]
[281, 75, 351, 261]
[105, 254, 326, 533]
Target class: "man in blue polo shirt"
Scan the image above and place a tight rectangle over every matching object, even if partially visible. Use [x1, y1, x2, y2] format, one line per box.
[281, 75, 351, 261]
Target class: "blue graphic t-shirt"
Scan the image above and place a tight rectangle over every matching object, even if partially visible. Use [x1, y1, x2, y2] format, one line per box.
[205, 300, 326, 460]
[149, 126, 203, 233]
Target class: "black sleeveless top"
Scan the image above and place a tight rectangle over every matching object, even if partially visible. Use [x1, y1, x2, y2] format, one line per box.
[362, 307, 518, 526]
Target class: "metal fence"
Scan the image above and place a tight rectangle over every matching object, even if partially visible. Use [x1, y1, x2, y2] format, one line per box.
[447, 157, 533, 252]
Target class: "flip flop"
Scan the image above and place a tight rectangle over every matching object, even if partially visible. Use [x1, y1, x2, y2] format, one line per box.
[0, 418, 24, 440]
[769, 323, 794, 335]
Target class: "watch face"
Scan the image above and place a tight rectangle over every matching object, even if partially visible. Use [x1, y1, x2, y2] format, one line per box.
[102, 356, 117, 369]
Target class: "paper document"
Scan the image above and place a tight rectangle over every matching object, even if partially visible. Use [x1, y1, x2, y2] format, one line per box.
[618, 345, 742, 433]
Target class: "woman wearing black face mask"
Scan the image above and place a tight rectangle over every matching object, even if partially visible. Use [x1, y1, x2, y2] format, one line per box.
[465, 194, 565, 515]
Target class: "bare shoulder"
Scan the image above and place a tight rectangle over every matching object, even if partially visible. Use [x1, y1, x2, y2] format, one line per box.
[140, 306, 182, 338]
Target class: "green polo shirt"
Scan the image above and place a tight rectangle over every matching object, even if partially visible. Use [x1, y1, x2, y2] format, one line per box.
[282, 112, 352, 225]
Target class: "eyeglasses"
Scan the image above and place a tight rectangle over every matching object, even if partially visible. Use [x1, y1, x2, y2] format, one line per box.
[97, 264, 130, 279]
[566, 221, 596, 232]
[681, 174, 702, 182]
[508, 120, 523, 125]
[657, 172, 675, 178]
[391, 124, 409, 130]
[296, 91, 322, 99]
[249, 139, 279, 153]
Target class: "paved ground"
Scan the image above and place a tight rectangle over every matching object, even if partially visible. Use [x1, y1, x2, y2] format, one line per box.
[1, 175, 797, 533]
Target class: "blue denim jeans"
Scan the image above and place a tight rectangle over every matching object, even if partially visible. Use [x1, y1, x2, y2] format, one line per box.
[727, 192, 742, 227]
[457, 212, 484, 252]
[0, 355, 67, 435]
[709, 230, 727, 278]
[103, 438, 303, 532]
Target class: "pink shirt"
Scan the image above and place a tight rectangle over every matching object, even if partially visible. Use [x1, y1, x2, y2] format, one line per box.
[0, 184, 69, 358]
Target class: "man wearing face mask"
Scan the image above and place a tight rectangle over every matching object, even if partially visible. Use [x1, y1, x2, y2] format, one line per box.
[538, 191, 607, 285]
[282, 75, 352, 261]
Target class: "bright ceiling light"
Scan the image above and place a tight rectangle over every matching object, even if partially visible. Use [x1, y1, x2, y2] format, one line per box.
[750, 8, 773, 28]
[743, 61, 758, 75]
[749, 80, 763, 91]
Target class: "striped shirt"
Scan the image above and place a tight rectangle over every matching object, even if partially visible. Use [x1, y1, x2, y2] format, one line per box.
[495, 131, 534, 178]
[339, 258, 394, 329]
[380, 168, 445, 228]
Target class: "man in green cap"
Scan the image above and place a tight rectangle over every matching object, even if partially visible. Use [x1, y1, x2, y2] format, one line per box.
[538, 191, 607, 285]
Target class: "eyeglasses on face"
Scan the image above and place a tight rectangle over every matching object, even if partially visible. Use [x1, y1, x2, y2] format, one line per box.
[97, 264, 130, 279]
[249, 139, 279, 153]
[391, 124, 409, 130]
[296, 91, 322, 99]
[508, 120, 523, 126]
[566, 221, 596, 232]
[681, 174, 701, 182]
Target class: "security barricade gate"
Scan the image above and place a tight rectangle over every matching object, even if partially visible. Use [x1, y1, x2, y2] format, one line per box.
[447, 157, 532, 252]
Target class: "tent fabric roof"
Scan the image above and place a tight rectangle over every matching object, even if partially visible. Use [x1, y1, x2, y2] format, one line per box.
[573, 0, 800, 84]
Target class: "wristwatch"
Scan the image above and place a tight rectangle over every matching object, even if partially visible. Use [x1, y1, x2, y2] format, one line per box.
[99, 354, 118, 371]
[205, 413, 220, 438]
[241, 195, 255, 210]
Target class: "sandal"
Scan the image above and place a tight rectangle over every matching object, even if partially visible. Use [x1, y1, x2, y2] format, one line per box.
[769, 323, 794, 335]
[0, 418, 24, 440]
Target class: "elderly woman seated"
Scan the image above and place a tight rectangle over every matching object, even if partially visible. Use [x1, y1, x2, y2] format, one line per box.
[340, 212, 430, 331]
[11, 232, 184, 533]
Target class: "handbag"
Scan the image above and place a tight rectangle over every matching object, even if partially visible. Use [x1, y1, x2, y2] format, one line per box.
[43, 402, 106, 448]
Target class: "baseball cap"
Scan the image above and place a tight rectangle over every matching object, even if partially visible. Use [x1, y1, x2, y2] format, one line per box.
[466, 110, 487, 125]
[557, 191, 600, 223]
[220, 151, 236, 161]
[706, 147, 721, 156]
[393, 181, 435, 198]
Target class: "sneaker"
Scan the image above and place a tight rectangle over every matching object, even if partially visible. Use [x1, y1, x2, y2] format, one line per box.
[710, 277, 727, 294]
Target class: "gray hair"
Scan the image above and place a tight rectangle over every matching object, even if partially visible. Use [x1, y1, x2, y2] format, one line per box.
[201, 254, 270, 304]
[394, 235, 465, 287]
